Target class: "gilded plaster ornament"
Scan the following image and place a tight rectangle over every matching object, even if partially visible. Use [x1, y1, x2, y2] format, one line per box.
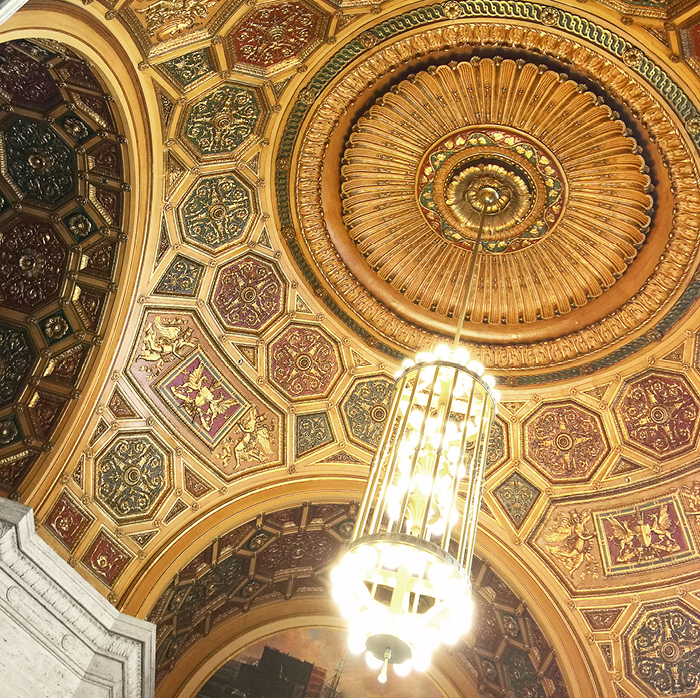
[95, 434, 172, 523]
[604, 504, 682, 565]
[543, 509, 599, 579]
[216, 406, 273, 469]
[171, 363, 239, 434]
[285, 19, 700, 371]
[681, 481, 700, 521]
[135, 0, 221, 41]
[137, 315, 198, 377]
[338, 57, 650, 329]
[623, 601, 700, 697]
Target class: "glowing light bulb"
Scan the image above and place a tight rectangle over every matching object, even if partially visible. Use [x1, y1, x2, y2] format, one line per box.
[409, 410, 424, 429]
[435, 344, 449, 359]
[447, 445, 462, 464]
[366, 652, 383, 670]
[387, 485, 401, 504]
[482, 374, 496, 389]
[382, 545, 401, 569]
[402, 359, 415, 369]
[348, 635, 366, 655]
[387, 501, 400, 521]
[394, 660, 412, 677]
[467, 360, 484, 376]
[452, 347, 470, 365]
[399, 442, 413, 458]
[413, 651, 431, 672]
[430, 517, 446, 535]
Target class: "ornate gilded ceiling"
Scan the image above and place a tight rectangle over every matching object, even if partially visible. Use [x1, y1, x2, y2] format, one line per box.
[340, 58, 652, 328]
[0, 38, 127, 494]
[286, 9, 700, 375]
[2, 0, 700, 697]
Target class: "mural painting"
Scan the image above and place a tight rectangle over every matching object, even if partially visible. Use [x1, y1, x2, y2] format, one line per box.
[196, 628, 442, 698]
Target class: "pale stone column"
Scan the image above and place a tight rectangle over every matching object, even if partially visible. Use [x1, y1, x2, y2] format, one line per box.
[0, 497, 156, 697]
[0, 0, 30, 26]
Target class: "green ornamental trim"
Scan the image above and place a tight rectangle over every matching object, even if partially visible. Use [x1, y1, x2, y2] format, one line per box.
[275, 0, 700, 382]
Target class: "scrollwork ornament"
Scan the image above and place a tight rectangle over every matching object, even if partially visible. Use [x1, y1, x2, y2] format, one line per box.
[95, 436, 170, 522]
[136, 0, 221, 41]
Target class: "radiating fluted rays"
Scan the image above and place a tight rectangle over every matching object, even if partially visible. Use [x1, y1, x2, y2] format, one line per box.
[338, 57, 653, 326]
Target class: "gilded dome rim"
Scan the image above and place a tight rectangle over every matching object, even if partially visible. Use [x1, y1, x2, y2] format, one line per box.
[279, 13, 700, 375]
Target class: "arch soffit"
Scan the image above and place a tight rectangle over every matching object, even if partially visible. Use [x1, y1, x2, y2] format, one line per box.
[0, 4, 157, 507]
[122, 477, 600, 698]
[157, 598, 477, 699]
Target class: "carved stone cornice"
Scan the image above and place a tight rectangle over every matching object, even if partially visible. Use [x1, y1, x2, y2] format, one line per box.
[0, 497, 155, 697]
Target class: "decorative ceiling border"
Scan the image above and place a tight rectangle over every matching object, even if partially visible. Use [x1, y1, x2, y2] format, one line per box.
[274, 0, 700, 385]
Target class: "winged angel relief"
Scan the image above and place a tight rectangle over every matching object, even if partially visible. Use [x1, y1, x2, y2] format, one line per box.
[170, 362, 241, 432]
[138, 316, 198, 378]
[544, 509, 599, 579]
[606, 504, 681, 565]
[216, 407, 273, 470]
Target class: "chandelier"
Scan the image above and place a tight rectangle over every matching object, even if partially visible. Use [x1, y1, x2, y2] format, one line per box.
[332, 187, 501, 682]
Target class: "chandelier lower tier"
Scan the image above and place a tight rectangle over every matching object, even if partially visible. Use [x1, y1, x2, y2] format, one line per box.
[333, 346, 499, 681]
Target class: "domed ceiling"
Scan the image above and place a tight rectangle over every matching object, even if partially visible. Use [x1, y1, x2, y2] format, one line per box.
[282, 11, 699, 375]
[0, 38, 128, 494]
[2, 0, 700, 698]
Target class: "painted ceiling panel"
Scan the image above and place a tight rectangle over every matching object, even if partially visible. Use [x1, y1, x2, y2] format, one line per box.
[2, 0, 700, 696]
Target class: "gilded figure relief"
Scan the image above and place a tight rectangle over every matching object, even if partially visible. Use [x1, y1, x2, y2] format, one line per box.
[606, 504, 680, 564]
[128, 311, 284, 477]
[168, 361, 243, 432]
[543, 509, 598, 579]
[217, 407, 273, 470]
[681, 481, 700, 521]
[135, 0, 220, 41]
[594, 496, 696, 576]
[137, 315, 198, 377]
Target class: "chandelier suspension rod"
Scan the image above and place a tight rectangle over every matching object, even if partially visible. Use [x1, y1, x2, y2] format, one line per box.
[451, 187, 497, 350]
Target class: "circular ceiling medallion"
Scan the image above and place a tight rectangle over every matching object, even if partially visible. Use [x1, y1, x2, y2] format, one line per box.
[284, 21, 700, 373]
[368, 124, 565, 254]
[341, 59, 651, 326]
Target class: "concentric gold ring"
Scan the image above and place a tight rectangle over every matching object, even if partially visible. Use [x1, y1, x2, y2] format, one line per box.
[340, 59, 651, 324]
[416, 126, 564, 251]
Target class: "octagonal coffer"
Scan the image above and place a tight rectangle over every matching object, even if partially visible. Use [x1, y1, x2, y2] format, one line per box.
[94, 433, 173, 524]
[523, 400, 609, 482]
[179, 81, 270, 161]
[268, 323, 343, 401]
[177, 173, 259, 254]
[612, 370, 700, 460]
[210, 252, 287, 333]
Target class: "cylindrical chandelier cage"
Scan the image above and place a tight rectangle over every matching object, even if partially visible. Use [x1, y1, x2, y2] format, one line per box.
[332, 345, 499, 680]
